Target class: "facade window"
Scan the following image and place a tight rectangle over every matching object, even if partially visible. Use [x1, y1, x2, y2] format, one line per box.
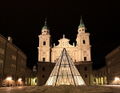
[82, 29, 85, 31]
[42, 67, 45, 71]
[43, 58, 45, 62]
[84, 67, 87, 71]
[43, 41, 46, 45]
[0, 48, 5, 55]
[11, 55, 16, 61]
[84, 57, 87, 61]
[11, 64, 16, 68]
[42, 75, 45, 78]
[85, 74, 87, 78]
[83, 40, 85, 44]
[0, 59, 3, 69]
[0, 63, 3, 69]
[21, 59, 24, 64]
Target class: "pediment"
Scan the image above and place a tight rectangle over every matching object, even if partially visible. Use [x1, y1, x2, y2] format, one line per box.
[55, 37, 74, 48]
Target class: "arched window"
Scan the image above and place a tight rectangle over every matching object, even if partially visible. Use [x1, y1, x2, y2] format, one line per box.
[43, 41, 46, 45]
[82, 28, 85, 31]
[84, 57, 87, 61]
[83, 40, 85, 44]
[43, 58, 45, 62]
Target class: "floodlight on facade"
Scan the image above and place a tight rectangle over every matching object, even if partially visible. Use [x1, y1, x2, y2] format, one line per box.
[114, 77, 120, 81]
[6, 77, 12, 81]
[18, 78, 22, 82]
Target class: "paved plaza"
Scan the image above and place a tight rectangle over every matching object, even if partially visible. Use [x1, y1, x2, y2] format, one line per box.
[0, 85, 120, 93]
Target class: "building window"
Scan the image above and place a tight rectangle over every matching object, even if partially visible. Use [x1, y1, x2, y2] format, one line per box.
[83, 40, 85, 44]
[42, 67, 45, 71]
[0, 63, 3, 69]
[43, 41, 46, 45]
[11, 64, 16, 68]
[85, 74, 87, 78]
[43, 58, 45, 62]
[84, 57, 87, 61]
[0, 59, 3, 69]
[42, 75, 45, 78]
[11, 55, 16, 61]
[82, 29, 84, 31]
[0, 48, 5, 55]
[84, 67, 87, 71]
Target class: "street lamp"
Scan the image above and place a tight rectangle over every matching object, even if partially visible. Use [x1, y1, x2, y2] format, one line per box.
[18, 78, 22, 82]
[18, 78, 23, 86]
[6, 77, 12, 81]
[112, 77, 120, 85]
[6, 76, 12, 86]
[114, 77, 120, 81]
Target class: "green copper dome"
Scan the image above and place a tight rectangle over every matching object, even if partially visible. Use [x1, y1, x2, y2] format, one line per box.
[42, 25, 48, 30]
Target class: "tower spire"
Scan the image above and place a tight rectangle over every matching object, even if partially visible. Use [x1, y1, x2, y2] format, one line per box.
[78, 16, 85, 28]
[44, 18, 47, 26]
[42, 18, 48, 30]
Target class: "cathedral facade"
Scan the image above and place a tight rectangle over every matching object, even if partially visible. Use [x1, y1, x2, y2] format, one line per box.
[37, 18, 93, 86]
[38, 18, 91, 63]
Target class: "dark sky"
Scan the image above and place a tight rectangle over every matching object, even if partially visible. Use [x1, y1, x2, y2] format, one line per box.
[0, 0, 120, 69]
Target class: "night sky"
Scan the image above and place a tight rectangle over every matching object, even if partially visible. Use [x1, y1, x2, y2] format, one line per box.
[0, 0, 120, 69]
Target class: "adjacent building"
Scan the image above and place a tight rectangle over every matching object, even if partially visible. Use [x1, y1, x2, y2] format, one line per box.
[37, 18, 93, 85]
[105, 46, 120, 84]
[92, 46, 120, 85]
[0, 34, 27, 86]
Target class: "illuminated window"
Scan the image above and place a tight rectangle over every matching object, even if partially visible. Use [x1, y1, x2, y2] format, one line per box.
[43, 58, 45, 62]
[43, 41, 46, 45]
[83, 40, 85, 44]
[84, 57, 87, 61]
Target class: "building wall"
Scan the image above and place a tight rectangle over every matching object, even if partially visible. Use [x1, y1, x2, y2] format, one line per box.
[0, 34, 27, 86]
[37, 62, 55, 86]
[0, 35, 6, 86]
[16, 51, 26, 82]
[4, 42, 17, 80]
[75, 62, 93, 85]
[37, 62, 92, 85]
[92, 46, 120, 85]
[106, 46, 120, 84]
